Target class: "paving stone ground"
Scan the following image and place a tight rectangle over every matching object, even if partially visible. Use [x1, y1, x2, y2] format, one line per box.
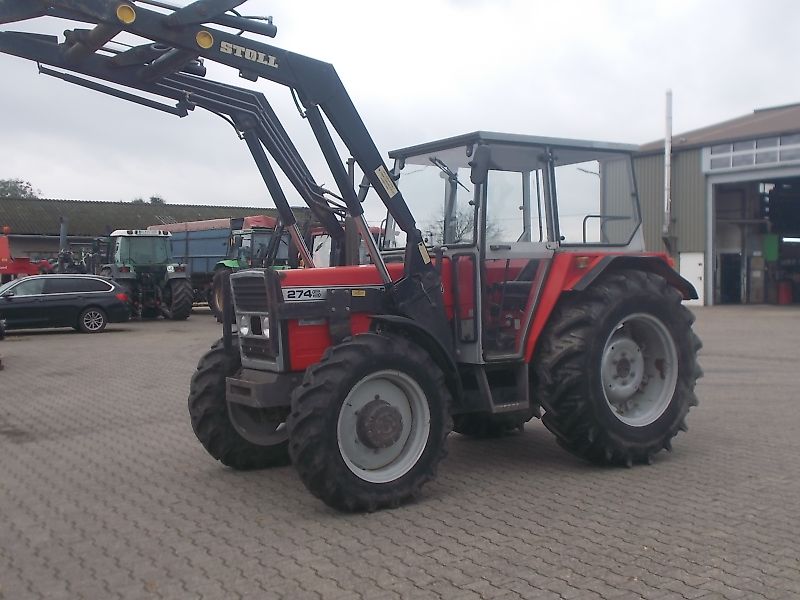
[1, 305, 799, 599]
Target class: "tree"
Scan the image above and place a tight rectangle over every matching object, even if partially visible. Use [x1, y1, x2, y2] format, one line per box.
[423, 206, 501, 245]
[0, 178, 40, 199]
[131, 197, 145, 204]
[149, 195, 166, 205]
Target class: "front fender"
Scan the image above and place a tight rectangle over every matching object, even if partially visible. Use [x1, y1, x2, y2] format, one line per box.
[370, 314, 463, 404]
[215, 259, 241, 270]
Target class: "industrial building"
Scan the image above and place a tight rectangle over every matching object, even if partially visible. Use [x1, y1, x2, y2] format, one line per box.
[636, 102, 800, 306]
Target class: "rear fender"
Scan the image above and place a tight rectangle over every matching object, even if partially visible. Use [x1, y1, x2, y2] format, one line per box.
[572, 255, 697, 300]
[370, 314, 464, 405]
[166, 270, 189, 281]
[523, 253, 696, 363]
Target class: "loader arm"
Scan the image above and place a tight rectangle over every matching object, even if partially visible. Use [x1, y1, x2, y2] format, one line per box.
[0, 0, 428, 274]
[0, 0, 454, 354]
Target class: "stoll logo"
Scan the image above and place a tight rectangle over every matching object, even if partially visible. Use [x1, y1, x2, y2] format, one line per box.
[220, 40, 278, 68]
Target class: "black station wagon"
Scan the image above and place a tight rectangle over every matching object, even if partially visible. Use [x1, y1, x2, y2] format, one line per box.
[0, 274, 131, 333]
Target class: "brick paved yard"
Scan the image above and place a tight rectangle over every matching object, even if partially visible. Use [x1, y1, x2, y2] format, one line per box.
[1, 306, 799, 599]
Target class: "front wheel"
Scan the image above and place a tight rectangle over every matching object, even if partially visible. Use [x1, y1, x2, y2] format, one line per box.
[188, 339, 289, 469]
[287, 333, 452, 512]
[534, 270, 702, 466]
[210, 268, 233, 323]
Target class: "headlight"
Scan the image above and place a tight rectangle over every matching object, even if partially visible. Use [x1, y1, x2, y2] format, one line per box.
[238, 314, 250, 336]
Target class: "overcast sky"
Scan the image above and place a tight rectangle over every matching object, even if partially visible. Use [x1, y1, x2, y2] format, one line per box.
[1, 0, 799, 225]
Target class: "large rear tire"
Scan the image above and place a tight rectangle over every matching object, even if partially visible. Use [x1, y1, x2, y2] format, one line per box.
[534, 269, 702, 466]
[287, 333, 452, 512]
[188, 339, 289, 469]
[210, 268, 233, 323]
[168, 279, 193, 320]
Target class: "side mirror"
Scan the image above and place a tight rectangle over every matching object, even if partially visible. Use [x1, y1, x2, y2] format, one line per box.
[1, 291, 14, 299]
[469, 144, 491, 185]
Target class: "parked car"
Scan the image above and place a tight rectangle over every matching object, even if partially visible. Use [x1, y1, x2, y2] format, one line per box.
[0, 274, 131, 333]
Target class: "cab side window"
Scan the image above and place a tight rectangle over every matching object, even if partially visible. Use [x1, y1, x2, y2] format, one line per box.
[11, 278, 45, 296]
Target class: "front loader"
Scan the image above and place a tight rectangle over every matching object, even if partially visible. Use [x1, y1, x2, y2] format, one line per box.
[0, 0, 702, 512]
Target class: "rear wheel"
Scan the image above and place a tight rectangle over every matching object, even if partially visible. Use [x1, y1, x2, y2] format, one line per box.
[188, 339, 289, 469]
[534, 269, 702, 466]
[77, 307, 107, 333]
[168, 279, 193, 320]
[287, 333, 452, 512]
[210, 268, 233, 323]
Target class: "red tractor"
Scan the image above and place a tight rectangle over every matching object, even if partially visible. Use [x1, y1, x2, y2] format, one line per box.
[0, 0, 701, 512]
[0, 226, 53, 283]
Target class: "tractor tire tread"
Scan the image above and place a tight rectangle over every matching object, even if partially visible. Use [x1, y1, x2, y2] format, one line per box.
[169, 279, 193, 320]
[534, 268, 702, 467]
[287, 332, 451, 512]
[188, 339, 289, 470]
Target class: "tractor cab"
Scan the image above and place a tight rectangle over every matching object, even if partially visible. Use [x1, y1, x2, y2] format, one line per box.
[229, 227, 290, 269]
[385, 132, 642, 252]
[384, 132, 645, 359]
[111, 230, 176, 270]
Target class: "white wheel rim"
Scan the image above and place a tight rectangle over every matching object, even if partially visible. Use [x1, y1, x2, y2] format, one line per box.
[337, 369, 431, 484]
[601, 313, 678, 427]
[83, 310, 104, 331]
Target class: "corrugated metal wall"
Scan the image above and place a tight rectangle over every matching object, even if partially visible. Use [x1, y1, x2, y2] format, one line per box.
[634, 148, 706, 253]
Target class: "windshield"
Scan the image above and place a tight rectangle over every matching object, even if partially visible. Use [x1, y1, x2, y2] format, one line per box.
[383, 145, 475, 250]
[234, 231, 289, 262]
[114, 236, 171, 265]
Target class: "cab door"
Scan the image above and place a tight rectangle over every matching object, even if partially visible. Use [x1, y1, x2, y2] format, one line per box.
[479, 168, 554, 361]
[0, 277, 47, 328]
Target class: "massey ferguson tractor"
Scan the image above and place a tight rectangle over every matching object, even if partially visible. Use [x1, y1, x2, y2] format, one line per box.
[0, 0, 702, 512]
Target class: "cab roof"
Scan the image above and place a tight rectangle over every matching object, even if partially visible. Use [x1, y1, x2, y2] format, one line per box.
[389, 131, 638, 159]
[390, 131, 638, 171]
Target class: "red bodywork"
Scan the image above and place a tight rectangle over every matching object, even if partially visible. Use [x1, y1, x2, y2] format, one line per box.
[277, 252, 680, 372]
[0, 233, 52, 277]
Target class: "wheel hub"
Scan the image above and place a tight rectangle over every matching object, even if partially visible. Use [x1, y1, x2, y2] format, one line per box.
[356, 398, 404, 449]
[337, 369, 430, 483]
[602, 337, 645, 407]
[600, 313, 680, 427]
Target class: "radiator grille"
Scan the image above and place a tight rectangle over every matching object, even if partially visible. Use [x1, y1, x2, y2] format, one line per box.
[231, 273, 268, 312]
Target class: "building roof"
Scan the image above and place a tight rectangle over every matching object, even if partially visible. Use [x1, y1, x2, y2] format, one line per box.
[639, 103, 800, 155]
[0, 197, 307, 237]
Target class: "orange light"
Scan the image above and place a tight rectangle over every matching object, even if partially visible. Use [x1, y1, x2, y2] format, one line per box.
[575, 256, 591, 269]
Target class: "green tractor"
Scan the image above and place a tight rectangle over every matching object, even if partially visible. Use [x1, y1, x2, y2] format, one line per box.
[97, 230, 193, 320]
[209, 222, 291, 321]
